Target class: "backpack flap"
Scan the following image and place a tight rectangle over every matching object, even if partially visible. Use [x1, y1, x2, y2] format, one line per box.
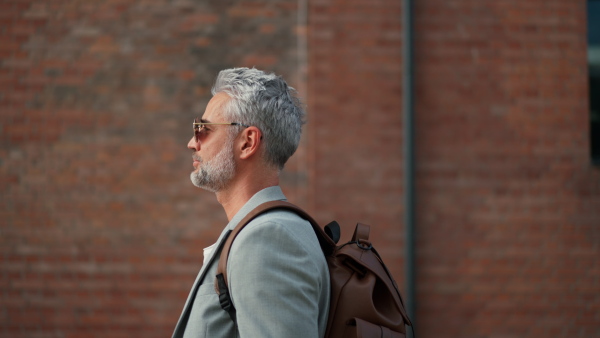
[348, 223, 410, 324]
[339, 241, 411, 325]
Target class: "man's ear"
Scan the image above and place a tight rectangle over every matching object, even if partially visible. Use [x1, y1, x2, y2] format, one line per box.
[238, 126, 262, 160]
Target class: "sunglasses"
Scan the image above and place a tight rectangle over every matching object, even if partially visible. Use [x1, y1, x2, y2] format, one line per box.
[193, 117, 250, 142]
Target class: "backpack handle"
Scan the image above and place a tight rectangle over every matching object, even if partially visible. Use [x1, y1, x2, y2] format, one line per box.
[352, 223, 370, 242]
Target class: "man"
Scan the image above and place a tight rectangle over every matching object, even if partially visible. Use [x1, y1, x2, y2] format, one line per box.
[172, 67, 330, 338]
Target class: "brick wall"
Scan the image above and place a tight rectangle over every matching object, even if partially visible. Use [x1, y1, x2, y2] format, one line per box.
[307, 0, 406, 277]
[412, 0, 600, 336]
[2, 0, 599, 337]
[307, 0, 600, 337]
[0, 1, 304, 337]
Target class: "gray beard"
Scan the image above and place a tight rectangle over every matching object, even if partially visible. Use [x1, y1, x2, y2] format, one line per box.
[190, 142, 236, 193]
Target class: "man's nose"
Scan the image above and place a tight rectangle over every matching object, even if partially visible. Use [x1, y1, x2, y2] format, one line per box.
[188, 136, 200, 151]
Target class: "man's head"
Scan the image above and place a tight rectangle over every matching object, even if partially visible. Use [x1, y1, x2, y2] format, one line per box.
[188, 67, 305, 192]
[212, 67, 305, 170]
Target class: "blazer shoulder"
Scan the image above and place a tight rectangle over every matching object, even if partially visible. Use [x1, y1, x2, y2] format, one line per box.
[229, 208, 323, 260]
[240, 209, 317, 241]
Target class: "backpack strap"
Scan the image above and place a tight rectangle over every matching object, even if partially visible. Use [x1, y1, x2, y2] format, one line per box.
[214, 200, 336, 321]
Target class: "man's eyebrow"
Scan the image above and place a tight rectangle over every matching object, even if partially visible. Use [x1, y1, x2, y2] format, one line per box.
[200, 118, 210, 123]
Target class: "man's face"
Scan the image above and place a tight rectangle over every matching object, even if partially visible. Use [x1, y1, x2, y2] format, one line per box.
[188, 93, 237, 192]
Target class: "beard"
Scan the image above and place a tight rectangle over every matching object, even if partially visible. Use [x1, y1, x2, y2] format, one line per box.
[190, 138, 236, 193]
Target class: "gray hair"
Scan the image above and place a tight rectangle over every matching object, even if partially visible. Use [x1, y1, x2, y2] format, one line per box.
[212, 67, 305, 170]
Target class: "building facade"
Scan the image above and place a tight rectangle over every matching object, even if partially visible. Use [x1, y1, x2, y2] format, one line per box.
[1, 0, 598, 337]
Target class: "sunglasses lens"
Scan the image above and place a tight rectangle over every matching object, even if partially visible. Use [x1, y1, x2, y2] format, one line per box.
[193, 118, 199, 141]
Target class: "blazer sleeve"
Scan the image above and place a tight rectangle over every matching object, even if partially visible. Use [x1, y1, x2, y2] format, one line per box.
[227, 217, 326, 338]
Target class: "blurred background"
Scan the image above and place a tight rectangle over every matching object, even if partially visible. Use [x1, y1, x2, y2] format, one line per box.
[1, 0, 599, 337]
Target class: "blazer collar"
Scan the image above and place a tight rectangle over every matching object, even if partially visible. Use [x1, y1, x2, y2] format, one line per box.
[224, 185, 287, 231]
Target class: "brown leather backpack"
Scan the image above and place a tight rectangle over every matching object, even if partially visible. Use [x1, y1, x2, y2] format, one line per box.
[215, 200, 413, 338]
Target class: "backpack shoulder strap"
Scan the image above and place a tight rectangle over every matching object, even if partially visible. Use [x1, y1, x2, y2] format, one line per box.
[214, 200, 336, 318]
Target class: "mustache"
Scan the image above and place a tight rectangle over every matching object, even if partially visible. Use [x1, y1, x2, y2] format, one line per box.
[192, 154, 203, 163]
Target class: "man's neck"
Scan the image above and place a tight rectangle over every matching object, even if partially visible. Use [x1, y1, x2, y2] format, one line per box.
[215, 170, 279, 221]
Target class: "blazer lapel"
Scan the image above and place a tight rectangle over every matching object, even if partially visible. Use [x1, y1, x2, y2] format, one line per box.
[172, 227, 233, 338]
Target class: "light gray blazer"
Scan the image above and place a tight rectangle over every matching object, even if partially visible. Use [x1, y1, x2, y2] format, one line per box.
[172, 186, 330, 338]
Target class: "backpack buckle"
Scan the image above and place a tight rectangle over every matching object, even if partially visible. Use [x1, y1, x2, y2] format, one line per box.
[356, 239, 372, 250]
[215, 273, 237, 322]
